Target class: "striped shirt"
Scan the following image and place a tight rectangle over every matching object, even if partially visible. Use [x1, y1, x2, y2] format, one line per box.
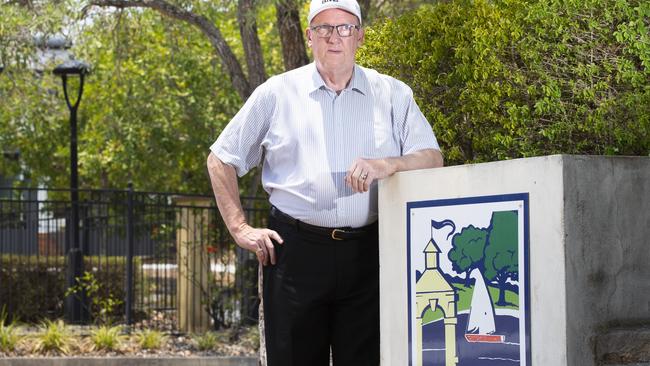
[211, 62, 440, 228]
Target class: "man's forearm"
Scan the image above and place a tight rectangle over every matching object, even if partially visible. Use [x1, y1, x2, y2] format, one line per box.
[207, 152, 283, 265]
[386, 148, 444, 174]
[207, 152, 247, 236]
[346, 148, 443, 193]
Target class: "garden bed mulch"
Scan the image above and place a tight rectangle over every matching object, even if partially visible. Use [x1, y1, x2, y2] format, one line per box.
[1, 325, 259, 359]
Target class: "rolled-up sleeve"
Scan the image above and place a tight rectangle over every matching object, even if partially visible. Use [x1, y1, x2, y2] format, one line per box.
[393, 80, 440, 155]
[210, 83, 274, 177]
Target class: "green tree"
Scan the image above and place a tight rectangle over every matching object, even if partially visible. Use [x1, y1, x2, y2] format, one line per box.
[358, 0, 650, 165]
[0, 1, 288, 193]
[73, 10, 244, 192]
[484, 211, 518, 306]
[0, 0, 440, 192]
[86, 0, 308, 100]
[447, 225, 488, 287]
[0, 2, 70, 185]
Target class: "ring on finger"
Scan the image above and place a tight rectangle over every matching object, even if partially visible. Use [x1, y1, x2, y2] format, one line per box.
[361, 172, 368, 180]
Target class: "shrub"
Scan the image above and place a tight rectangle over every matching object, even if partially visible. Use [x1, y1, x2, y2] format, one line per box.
[194, 331, 219, 351]
[358, 0, 649, 164]
[31, 319, 74, 355]
[135, 329, 166, 350]
[0, 255, 141, 323]
[89, 325, 125, 352]
[0, 325, 19, 354]
[66, 271, 124, 326]
[0, 307, 20, 353]
[0, 256, 66, 322]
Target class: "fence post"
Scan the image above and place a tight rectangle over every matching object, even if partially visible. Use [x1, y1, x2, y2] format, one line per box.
[125, 182, 134, 326]
[174, 196, 211, 334]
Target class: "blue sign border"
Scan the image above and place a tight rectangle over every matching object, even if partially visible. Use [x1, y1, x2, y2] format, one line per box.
[406, 193, 531, 365]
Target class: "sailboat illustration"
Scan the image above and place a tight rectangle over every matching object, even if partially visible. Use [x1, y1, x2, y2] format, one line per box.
[464, 268, 505, 343]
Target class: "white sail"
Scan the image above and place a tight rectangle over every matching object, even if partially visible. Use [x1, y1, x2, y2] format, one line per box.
[466, 268, 496, 334]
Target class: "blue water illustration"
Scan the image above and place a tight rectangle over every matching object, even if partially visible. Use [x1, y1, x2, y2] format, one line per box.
[422, 313, 520, 365]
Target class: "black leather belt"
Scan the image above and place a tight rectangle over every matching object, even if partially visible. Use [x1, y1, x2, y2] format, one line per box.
[270, 206, 376, 241]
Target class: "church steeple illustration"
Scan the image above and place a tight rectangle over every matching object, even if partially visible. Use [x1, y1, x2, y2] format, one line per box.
[423, 236, 441, 270]
[414, 220, 459, 366]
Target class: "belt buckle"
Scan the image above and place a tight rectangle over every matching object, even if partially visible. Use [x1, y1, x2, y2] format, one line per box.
[331, 229, 346, 241]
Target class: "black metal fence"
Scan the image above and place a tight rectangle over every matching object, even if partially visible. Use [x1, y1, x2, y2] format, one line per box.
[0, 187, 268, 330]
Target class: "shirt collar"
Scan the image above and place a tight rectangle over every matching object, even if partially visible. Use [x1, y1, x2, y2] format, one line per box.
[308, 63, 326, 93]
[307, 63, 369, 96]
[348, 65, 369, 95]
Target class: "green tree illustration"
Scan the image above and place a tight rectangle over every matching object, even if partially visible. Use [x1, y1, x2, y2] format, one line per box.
[448, 225, 488, 287]
[484, 211, 519, 306]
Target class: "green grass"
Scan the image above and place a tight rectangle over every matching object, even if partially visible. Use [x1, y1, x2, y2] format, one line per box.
[421, 283, 519, 325]
[194, 332, 220, 351]
[32, 319, 74, 355]
[0, 309, 20, 353]
[135, 329, 166, 350]
[90, 325, 125, 351]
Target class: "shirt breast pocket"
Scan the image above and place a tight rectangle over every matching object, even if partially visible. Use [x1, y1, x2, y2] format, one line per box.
[372, 105, 399, 158]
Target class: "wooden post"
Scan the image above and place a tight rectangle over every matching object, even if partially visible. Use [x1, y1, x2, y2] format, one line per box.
[175, 196, 212, 334]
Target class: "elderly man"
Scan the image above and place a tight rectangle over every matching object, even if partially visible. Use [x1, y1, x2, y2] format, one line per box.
[207, 0, 443, 364]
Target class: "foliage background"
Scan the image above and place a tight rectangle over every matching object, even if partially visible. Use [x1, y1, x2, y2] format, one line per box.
[357, 0, 649, 165]
[1, 2, 287, 193]
[0, 255, 133, 323]
[1, 0, 648, 193]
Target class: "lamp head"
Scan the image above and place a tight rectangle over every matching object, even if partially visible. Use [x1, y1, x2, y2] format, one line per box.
[53, 60, 90, 76]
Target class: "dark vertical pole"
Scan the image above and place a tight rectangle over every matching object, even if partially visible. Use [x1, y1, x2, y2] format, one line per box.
[79, 204, 90, 323]
[54, 63, 89, 324]
[69, 75, 79, 258]
[125, 182, 134, 326]
[81, 205, 89, 255]
[26, 189, 38, 255]
[63, 74, 85, 324]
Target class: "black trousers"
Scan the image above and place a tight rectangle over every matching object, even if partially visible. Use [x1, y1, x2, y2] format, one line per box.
[263, 214, 380, 366]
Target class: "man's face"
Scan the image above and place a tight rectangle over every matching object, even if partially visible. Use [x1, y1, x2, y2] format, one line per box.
[306, 8, 364, 73]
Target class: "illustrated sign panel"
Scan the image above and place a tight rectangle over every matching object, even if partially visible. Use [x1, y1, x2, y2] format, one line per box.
[406, 193, 530, 366]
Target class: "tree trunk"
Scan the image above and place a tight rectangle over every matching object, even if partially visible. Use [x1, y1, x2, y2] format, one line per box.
[357, 0, 370, 22]
[464, 270, 472, 287]
[237, 0, 267, 89]
[496, 276, 507, 306]
[275, 0, 309, 70]
[88, 0, 252, 99]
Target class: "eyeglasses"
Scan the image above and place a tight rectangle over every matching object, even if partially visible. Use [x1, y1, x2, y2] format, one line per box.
[310, 24, 360, 38]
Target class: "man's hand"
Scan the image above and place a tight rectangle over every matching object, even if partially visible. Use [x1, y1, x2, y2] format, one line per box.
[207, 153, 284, 266]
[345, 149, 443, 193]
[233, 223, 284, 266]
[345, 158, 395, 193]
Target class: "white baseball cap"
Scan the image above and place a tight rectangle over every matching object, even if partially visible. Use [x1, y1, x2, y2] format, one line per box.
[308, 0, 362, 25]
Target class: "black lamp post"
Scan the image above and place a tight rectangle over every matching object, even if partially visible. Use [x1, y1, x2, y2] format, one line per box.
[53, 59, 90, 324]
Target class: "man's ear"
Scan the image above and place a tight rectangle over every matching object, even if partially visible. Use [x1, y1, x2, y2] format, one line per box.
[358, 28, 365, 45]
[306, 28, 313, 47]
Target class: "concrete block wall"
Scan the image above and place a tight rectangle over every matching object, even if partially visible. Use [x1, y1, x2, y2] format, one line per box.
[562, 156, 650, 365]
[378, 155, 650, 366]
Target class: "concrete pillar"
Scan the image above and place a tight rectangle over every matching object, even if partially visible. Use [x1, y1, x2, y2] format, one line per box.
[175, 196, 212, 334]
[379, 155, 650, 366]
